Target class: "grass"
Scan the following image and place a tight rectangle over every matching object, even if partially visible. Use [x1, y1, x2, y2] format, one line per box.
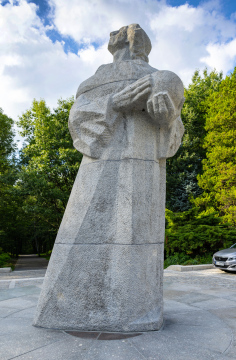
[164, 253, 213, 269]
[0, 253, 18, 270]
[38, 250, 52, 261]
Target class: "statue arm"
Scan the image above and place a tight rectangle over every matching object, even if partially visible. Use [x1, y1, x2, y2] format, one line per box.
[111, 72, 184, 129]
[111, 70, 185, 159]
[147, 92, 184, 128]
[146, 71, 185, 158]
[112, 75, 152, 111]
[69, 94, 118, 159]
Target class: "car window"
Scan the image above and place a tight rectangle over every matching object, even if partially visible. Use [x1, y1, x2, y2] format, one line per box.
[230, 243, 236, 248]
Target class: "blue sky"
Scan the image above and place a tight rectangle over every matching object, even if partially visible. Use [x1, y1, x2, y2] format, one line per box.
[0, 0, 236, 134]
[14, 0, 236, 54]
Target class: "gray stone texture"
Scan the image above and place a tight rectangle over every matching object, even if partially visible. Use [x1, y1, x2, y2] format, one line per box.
[33, 243, 163, 331]
[34, 24, 185, 331]
[1, 268, 236, 359]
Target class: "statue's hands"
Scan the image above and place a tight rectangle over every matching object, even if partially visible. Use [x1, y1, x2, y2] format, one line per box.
[147, 92, 184, 127]
[112, 75, 152, 111]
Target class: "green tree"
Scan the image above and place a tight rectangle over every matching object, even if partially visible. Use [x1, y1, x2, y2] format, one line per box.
[165, 207, 236, 258]
[195, 68, 236, 226]
[0, 108, 15, 172]
[0, 108, 23, 255]
[18, 98, 82, 254]
[166, 69, 223, 212]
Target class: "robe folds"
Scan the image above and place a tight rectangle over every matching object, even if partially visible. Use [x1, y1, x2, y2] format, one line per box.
[33, 59, 184, 332]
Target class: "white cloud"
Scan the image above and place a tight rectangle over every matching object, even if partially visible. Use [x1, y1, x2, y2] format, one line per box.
[49, 0, 236, 84]
[0, 0, 112, 123]
[200, 39, 236, 74]
[48, 0, 161, 43]
[0, 0, 236, 134]
[147, 2, 236, 83]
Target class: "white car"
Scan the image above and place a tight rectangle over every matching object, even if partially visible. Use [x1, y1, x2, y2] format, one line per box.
[213, 243, 236, 271]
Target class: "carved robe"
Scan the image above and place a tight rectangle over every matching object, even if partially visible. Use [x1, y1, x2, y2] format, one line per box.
[34, 59, 184, 332]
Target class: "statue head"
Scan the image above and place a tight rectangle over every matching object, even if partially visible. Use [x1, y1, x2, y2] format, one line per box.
[108, 24, 152, 63]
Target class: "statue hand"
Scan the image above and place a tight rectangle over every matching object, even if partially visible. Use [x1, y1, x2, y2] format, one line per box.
[112, 75, 152, 111]
[147, 92, 184, 126]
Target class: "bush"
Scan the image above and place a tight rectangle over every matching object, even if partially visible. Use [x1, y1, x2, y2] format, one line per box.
[0, 253, 11, 267]
[164, 253, 213, 268]
[165, 207, 236, 258]
[39, 250, 52, 260]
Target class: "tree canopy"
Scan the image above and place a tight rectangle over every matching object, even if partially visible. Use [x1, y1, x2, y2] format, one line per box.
[0, 68, 235, 261]
[16, 98, 82, 253]
[165, 207, 236, 258]
[0, 99, 83, 255]
[166, 69, 223, 212]
[195, 68, 236, 226]
[0, 108, 21, 255]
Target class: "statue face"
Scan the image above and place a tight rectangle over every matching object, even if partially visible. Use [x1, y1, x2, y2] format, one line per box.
[108, 27, 128, 54]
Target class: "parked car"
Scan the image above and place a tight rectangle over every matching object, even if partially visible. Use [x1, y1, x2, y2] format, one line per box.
[212, 243, 236, 271]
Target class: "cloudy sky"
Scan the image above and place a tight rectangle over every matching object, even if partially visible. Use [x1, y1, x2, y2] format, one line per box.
[1, 0, 236, 128]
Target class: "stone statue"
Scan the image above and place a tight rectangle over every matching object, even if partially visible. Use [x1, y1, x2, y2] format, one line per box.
[34, 24, 185, 332]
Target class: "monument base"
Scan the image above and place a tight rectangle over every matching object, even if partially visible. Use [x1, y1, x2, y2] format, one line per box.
[33, 242, 163, 332]
[34, 157, 165, 332]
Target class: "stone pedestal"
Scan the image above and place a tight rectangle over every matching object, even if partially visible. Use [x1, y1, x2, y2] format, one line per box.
[34, 157, 165, 331]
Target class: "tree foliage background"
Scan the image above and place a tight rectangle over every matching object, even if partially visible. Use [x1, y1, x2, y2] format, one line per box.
[165, 67, 236, 261]
[0, 98, 82, 255]
[0, 67, 235, 261]
[195, 68, 236, 226]
[0, 108, 22, 255]
[166, 69, 222, 212]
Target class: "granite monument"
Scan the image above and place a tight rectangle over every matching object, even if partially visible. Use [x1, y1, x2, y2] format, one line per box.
[34, 24, 185, 332]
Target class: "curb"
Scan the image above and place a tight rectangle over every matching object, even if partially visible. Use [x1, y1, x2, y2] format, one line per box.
[0, 267, 12, 273]
[166, 264, 213, 272]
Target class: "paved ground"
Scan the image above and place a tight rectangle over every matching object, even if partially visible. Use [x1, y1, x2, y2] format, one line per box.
[14, 254, 49, 271]
[0, 268, 236, 360]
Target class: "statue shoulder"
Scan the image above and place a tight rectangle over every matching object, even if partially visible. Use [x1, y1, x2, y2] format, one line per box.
[151, 70, 184, 90]
[76, 63, 113, 98]
[150, 70, 184, 107]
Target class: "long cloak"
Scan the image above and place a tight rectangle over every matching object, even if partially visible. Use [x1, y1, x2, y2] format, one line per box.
[34, 59, 184, 332]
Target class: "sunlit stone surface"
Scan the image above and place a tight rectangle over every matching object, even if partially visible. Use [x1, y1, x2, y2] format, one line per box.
[34, 24, 185, 332]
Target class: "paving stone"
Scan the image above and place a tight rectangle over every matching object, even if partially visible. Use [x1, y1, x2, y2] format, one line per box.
[169, 292, 215, 304]
[210, 307, 236, 330]
[0, 306, 19, 318]
[0, 317, 35, 335]
[82, 338, 146, 360]
[201, 288, 236, 302]
[192, 298, 236, 310]
[163, 319, 231, 353]
[164, 308, 222, 328]
[0, 318, 67, 360]
[0, 286, 41, 301]
[0, 266, 236, 359]
[0, 294, 38, 310]
[9, 306, 37, 319]
[6, 336, 95, 360]
[163, 289, 190, 299]
[223, 329, 236, 359]
[127, 331, 218, 360]
[164, 299, 200, 314]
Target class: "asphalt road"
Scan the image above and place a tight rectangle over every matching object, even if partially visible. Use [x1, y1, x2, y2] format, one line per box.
[14, 254, 49, 271]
